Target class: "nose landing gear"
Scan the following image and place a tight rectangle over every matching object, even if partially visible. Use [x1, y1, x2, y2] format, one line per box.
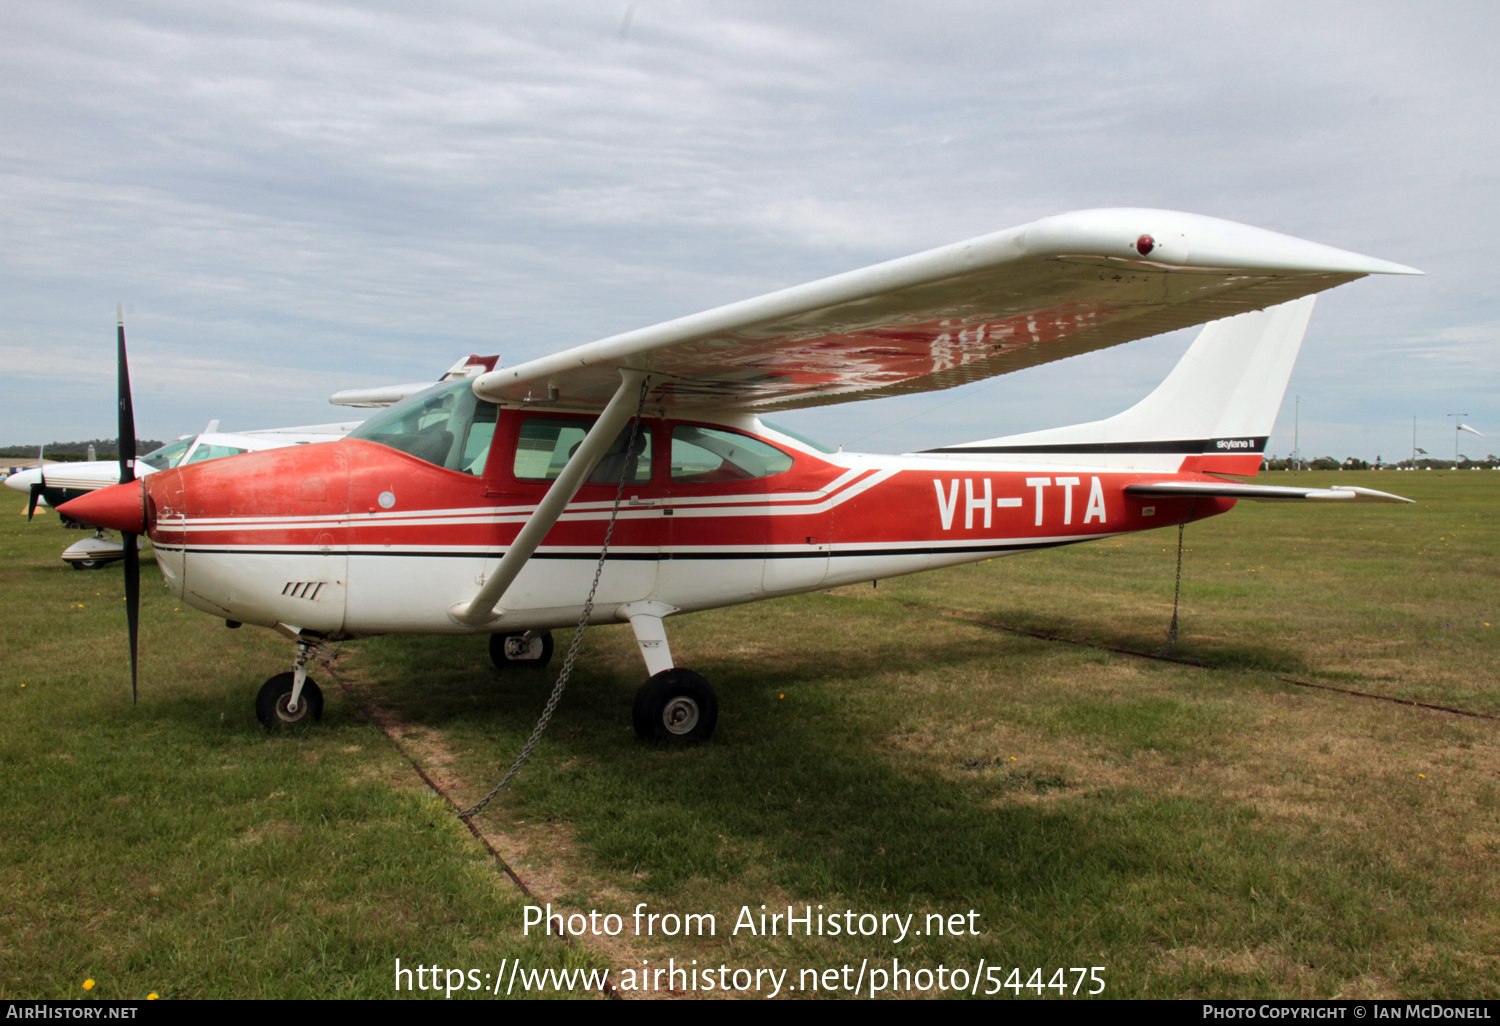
[256, 671, 323, 727]
[256, 638, 327, 728]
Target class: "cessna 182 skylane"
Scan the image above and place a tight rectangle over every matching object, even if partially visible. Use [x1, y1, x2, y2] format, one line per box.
[61, 208, 1418, 741]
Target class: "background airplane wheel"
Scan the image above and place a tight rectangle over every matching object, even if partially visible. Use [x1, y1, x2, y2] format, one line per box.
[69, 560, 103, 571]
[255, 672, 323, 728]
[489, 631, 554, 671]
[633, 668, 717, 743]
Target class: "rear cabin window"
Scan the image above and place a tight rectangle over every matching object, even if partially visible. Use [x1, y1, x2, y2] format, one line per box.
[513, 418, 653, 484]
[670, 426, 793, 482]
[347, 379, 498, 475]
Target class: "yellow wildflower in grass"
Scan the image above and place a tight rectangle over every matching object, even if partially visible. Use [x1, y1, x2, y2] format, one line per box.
[82, 979, 95, 990]
[147, 994, 159, 1000]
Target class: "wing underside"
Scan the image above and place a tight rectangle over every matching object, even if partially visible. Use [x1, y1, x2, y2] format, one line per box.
[1126, 481, 1413, 503]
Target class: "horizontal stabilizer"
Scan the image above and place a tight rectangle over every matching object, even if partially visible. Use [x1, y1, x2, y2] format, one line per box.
[1125, 481, 1413, 503]
[329, 382, 438, 408]
[331, 355, 500, 408]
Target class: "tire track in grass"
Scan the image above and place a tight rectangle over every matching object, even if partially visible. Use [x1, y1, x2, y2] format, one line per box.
[319, 654, 634, 1000]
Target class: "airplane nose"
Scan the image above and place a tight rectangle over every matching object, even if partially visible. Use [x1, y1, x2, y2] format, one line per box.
[58, 480, 148, 534]
[4, 469, 38, 494]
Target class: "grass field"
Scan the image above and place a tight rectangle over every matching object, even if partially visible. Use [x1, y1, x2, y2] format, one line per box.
[2, 470, 1497, 1000]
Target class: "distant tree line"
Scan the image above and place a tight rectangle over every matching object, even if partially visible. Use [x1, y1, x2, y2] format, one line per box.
[1264, 454, 1500, 471]
[0, 439, 164, 461]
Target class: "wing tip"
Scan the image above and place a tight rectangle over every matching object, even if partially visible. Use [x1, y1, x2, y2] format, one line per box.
[1026, 208, 1423, 277]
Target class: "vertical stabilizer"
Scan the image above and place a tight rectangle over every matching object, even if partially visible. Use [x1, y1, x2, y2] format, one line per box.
[923, 295, 1316, 474]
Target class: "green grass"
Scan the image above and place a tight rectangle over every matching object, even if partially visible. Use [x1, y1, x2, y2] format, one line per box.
[3, 471, 1498, 999]
[0, 496, 604, 1000]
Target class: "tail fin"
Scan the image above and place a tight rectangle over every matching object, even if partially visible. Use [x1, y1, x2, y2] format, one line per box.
[923, 295, 1315, 475]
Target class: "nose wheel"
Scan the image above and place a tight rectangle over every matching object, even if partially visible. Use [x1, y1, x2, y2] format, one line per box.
[256, 672, 323, 728]
[633, 668, 717, 743]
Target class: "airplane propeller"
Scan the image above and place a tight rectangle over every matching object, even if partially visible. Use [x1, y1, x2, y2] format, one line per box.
[116, 304, 140, 704]
[26, 445, 45, 520]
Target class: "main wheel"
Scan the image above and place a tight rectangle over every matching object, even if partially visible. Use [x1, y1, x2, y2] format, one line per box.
[633, 668, 717, 743]
[70, 560, 103, 571]
[489, 631, 554, 671]
[255, 672, 323, 728]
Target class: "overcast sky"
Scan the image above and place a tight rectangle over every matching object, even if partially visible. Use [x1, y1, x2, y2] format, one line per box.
[3, 1, 1496, 461]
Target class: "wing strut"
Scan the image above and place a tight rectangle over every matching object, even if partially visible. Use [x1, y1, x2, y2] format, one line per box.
[449, 368, 650, 627]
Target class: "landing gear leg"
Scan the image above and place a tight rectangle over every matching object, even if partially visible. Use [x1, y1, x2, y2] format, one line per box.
[619, 601, 717, 743]
[255, 640, 325, 728]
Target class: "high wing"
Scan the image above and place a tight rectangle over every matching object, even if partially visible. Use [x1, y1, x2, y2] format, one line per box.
[472, 208, 1419, 412]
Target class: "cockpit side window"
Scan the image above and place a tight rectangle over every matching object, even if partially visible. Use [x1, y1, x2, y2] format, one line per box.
[513, 417, 652, 484]
[347, 379, 499, 475]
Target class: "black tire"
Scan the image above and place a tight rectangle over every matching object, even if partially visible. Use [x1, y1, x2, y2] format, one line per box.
[632, 668, 717, 743]
[70, 560, 102, 571]
[255, 672, 323, 728]
[489, 631, 554, 671]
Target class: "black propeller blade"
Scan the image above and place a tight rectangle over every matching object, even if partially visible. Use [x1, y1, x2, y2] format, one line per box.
[26, 446, 44, 520]
[117, 304, 140, 705]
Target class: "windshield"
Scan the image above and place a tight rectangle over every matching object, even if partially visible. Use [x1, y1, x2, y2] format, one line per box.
[347, 379, 498, 475]
[139, 437, 195, 471]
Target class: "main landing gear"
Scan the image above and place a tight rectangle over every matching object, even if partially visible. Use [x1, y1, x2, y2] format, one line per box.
[489, 631, 554, 671]
[619, 601, 717, 744]
[633, 668, 717, 743]
[256, 639, 325, 728]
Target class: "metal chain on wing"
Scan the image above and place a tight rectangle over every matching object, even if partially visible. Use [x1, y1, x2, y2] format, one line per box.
[459, 378, 652, 821]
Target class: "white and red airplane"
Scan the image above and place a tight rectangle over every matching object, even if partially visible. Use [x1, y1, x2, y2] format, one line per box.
[61, 209, 1418, 740]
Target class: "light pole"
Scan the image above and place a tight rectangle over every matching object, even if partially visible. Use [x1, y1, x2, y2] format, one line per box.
[1294, 394, 1300, 471]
